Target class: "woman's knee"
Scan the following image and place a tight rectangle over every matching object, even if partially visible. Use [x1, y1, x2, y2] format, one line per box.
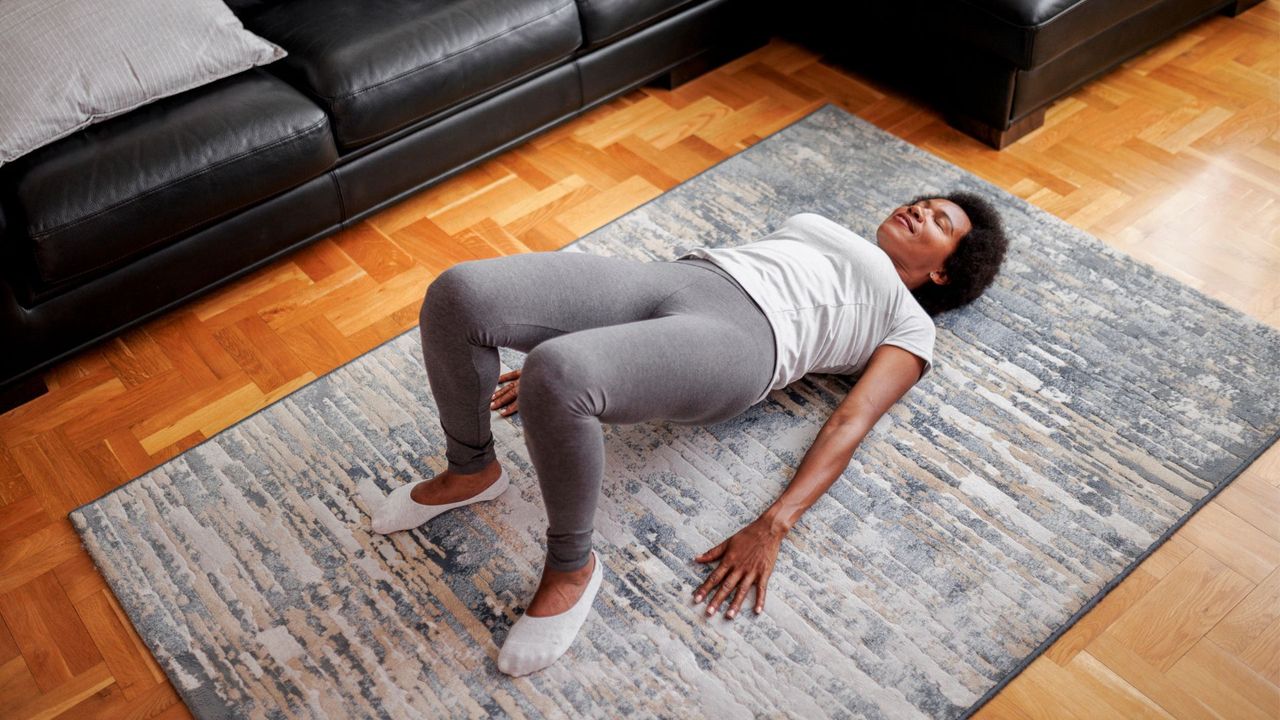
[421, 261, 487, 327]
[519, 341, 604, 416]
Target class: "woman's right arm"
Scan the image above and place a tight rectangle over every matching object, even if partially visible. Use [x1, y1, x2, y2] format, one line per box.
[760, 343, 926, 532]
[692, 344, 926, 618]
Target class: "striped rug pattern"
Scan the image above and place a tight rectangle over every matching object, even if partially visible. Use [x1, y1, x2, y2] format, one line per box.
[70, 104, 1280, 719]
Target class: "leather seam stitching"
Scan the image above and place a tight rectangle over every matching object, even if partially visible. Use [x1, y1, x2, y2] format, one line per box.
[326, 2, 577, 104]
[329, 172, 346, 222]
[584, 0, 702, 47]
[336, 51, 571, 148]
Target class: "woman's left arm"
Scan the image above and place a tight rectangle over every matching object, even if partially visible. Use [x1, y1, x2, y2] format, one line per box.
[692, 344, 927, 618]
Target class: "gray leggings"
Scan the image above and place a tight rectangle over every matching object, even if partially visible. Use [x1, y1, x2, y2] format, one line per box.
[419, 251, 775, 571]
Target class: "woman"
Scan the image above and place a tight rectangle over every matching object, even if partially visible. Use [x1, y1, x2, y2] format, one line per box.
[372, 193, 1009, 676]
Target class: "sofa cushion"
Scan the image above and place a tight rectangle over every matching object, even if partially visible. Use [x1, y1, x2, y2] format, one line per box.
[572, 0, 703, 51]
[242, 0, 582, 151]
[10, 69, 338, 287]
[933, 0, 1166, 70]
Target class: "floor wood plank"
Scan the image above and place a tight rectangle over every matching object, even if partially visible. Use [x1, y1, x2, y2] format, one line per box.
[1, 3, 1277, 715]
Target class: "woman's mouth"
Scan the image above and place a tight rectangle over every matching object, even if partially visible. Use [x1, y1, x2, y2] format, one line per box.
[897, 214, 912, 232]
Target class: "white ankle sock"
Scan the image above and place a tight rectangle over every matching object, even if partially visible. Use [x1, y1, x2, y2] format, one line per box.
[371, 466, 508, 534]
[497, 549, 603, 677]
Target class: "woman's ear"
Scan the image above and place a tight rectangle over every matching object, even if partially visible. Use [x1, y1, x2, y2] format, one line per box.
[930, 269, 950, 286]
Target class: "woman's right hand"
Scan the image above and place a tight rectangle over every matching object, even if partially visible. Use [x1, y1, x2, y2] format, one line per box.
[490, 369, 521, 416]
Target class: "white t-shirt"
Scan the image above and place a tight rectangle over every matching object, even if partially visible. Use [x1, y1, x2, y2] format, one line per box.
[677, 212, 935, 404]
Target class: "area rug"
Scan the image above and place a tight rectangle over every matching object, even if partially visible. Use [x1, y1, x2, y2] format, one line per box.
[69, 102, 1280, 719]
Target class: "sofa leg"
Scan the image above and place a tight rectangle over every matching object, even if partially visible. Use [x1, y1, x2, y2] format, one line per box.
[1221, 0, 1263, 16]
[649, 53, 713, 91]
[648, 33, 769, 91]
[946, 107, 1047, 150]
[0, 373, 48, 415]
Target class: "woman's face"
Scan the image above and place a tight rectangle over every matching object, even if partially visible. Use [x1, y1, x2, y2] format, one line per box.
[875, 198, 970, 290]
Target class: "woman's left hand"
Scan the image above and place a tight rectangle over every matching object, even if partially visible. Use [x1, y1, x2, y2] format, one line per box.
[692, 516, 785, 619]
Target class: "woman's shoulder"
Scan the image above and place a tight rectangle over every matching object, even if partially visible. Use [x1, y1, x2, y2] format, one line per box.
[784, 211, 847, 231]
[895, 294, 937, 337]
[781, 212, 877, 248]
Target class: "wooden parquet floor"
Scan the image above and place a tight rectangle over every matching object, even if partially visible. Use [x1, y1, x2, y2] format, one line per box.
[2, 3, 1278, 718]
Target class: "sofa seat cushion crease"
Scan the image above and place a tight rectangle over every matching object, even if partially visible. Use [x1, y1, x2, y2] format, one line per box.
[0, 0, 768, 409]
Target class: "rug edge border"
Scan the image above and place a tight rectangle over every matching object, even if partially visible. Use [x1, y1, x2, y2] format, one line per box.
[959, 421, 1280, 719]
[62, 99, 1280, 718]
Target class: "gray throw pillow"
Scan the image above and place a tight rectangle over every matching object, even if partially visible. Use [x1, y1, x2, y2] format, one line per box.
[0, 0, 287, 168]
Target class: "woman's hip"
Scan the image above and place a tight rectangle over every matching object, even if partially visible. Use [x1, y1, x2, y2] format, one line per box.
[421, 251, 699, 333]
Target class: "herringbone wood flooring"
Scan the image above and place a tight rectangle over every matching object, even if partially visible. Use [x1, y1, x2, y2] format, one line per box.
[1, 3, 1277, 717]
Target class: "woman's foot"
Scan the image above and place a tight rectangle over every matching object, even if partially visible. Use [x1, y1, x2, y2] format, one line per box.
[410, 459, 504, 505]
[498, 549, 603, 676]
[371, 459, 508, 534]
[526, 551, 597, 616]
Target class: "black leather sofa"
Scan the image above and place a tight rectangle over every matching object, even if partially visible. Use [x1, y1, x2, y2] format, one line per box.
[2, 0, 1262, 412]
[779, 0, 1263, 148]
[0, 0, 768, 410]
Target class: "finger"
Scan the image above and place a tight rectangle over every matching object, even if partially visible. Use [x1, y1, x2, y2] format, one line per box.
[491, 388, 517, 409]
[693, 564, 727, 602]
[726, 574, 756, 619]
[756, 573, 769, 614]
[706, 570, 743, 616]
[498, 370, 519, 381]
[691, 561, 732, 599]
[500, 401, 518, 416]
[694, 540, 728, 564]
[706, 571, 742, 616]
[492, 377, 520, 395]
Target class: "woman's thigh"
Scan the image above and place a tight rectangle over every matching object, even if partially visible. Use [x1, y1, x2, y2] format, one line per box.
[421, 251, 698, 353]
[521, 291, 774, 426]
